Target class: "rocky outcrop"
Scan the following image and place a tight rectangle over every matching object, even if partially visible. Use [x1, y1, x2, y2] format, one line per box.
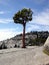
[0, 34, 37, 48]
[0, 31, 49, 49]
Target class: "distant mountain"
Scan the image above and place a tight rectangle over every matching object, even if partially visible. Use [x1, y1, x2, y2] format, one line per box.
[0, 31, 49, 49]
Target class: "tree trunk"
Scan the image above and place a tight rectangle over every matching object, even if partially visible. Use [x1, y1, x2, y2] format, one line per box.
[22, 23, 26, 48]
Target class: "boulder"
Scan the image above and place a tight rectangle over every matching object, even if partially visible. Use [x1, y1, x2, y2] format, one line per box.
[43, 37, 49, 55]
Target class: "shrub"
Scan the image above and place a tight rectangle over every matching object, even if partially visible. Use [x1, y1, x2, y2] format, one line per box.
[43, 45, 49, 56]
[17, 45, 20, 48]
[43, 49, 49, 56]
[28, 37, 46, 46]
[14, 44, 17, 48]
[0, 42, 7, 49]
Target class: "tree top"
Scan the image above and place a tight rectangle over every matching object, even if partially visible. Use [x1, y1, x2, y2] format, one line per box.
[13, 8, 33, 24]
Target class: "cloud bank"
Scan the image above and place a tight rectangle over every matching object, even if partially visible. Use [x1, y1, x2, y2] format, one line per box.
[0, 28, 22, 41]
[32, 8, 49, 25]
[0, 19, 13, 23]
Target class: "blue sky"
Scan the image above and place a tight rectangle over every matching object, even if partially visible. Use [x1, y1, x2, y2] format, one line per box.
[0, 0, 49, 41]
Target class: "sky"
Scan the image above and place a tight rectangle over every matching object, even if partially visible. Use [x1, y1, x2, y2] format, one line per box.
[0, 0, 49, 41]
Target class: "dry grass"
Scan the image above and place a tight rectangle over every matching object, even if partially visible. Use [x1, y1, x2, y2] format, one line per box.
[43, 49, 49, 56]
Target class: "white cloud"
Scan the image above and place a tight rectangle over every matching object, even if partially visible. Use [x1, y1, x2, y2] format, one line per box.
[30, 8, 49, 25]
[26, 25, 40, 32]
[0, 11, 11, 14]
[41, 26, 49, 31]
[0, 19, 13, 23]
[0, 11, 5, 14]
[26, 8, 49, 31]
[0, 28, 22, 41]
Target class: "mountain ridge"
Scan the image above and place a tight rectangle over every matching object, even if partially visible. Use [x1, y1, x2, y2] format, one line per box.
[0, 31, 49, 49]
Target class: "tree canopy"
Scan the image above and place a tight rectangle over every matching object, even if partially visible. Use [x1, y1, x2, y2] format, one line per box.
[13, 8, 33, 24]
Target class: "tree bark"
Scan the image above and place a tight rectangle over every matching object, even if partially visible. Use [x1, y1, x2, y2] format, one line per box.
[22, 23, 26, 48]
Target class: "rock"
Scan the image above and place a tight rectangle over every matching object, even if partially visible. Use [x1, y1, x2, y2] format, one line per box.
[45, 63, 49, 65]
[43, 37, 49, 55]
[7, 39, 17, 48]
[0, 46, 49, 65]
